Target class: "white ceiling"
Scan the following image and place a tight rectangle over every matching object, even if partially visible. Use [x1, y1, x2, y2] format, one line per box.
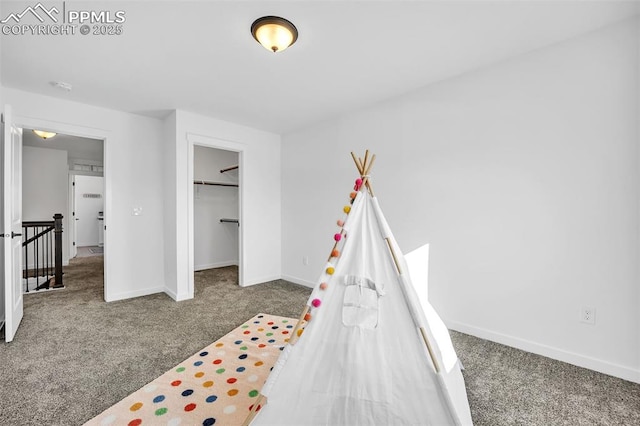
[23, 129, 103, 162]
[1, 1, 638, 134]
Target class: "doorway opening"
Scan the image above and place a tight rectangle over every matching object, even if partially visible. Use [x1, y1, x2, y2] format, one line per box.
[192, 145, 240, 294]
[22, 129, 104, 294]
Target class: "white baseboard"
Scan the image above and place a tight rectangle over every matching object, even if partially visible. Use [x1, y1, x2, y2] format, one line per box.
[106, 286, 164, 302]
[164, 287, 191, 302]
[194, 261, 238, 271]
[281, 274, 315, 289]
[446, 319, 640, 384]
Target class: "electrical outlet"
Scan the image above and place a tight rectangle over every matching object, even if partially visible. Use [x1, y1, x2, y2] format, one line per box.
[580, 306, 596, 325]
[302, 256, 309, 266]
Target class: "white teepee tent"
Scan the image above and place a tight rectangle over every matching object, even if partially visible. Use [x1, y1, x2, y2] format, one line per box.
[246, 152, 473, 426]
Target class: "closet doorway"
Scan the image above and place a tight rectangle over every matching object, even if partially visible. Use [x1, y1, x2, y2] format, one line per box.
[193, 146, 240, 290]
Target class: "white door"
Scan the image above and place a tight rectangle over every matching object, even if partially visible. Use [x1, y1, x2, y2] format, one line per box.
[1, 106, 24, 342]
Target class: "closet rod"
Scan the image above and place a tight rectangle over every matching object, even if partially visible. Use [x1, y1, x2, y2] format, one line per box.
[194, 180, 238, 187]
[220, 165, 239, 173]
[220, 218, 239, 226]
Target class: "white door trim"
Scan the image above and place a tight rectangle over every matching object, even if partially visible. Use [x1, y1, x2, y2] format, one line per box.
[12, 115, 110, 301]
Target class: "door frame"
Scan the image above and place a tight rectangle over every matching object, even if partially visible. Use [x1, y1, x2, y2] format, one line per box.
[13, 115, 110, 300]
[68, 175, 77, 259]
[187, 133, 245, 296]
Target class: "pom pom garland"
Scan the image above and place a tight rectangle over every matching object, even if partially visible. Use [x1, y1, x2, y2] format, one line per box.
[320, 282, 328, 290]
[350, 191, 357, 200]
[311, 298, 322, 308]
[304, 312, 311, 321]
[331, 249, 340, 258]
[326, 266, 335, 275]
[355, 178, 363, 191]
[334, 233, 342, 242]
[336, 219, 345, 227]
[343, 206, 351, 214]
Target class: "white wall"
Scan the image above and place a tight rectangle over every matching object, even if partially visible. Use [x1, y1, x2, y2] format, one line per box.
[163, 109, 281, 301]
[22, 146, 69, 266]
[75, 175, 104, 247]
[281, 19, 640, 383]
[194, 146, 239, 270]
[3, 88, 166, 302]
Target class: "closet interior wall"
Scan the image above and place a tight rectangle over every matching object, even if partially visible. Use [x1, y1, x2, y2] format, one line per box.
[193, 146, 239, 271]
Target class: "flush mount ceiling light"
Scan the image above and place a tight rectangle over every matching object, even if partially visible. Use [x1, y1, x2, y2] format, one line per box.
[33, 130, 57, 139]
[251, 16, 298, 53]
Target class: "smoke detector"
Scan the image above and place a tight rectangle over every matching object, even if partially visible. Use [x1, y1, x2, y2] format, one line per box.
[50, 81, 73, 91]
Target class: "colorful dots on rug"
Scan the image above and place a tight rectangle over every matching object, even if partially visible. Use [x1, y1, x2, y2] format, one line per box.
[152, 395, 165, 403]
[223, 405, 237, 414]
[238, 354, 248, 360]
[100, 414, 116, 425]
[215, 342, 224, 347]
[236, 366, 246, 372]
[199, 351, 208, 357]
[227, 389, 239, 397]
[176, 367, 186, 373]
[240, 346, 248, 351]
[243, 330, 251, 335]
[203, 381, 214, 388]
[234, 340, 242, 344]
[248, 374, 258, 383]
[155, 407, 168, 416]
[203, 418, 216, 426]
[227, 377, 237, 384]
[206, 395, 218, 403]
[184, 403, 197, 412]
[181, 389, 194, 397]
[193, 361, 203, 367]
[215, 368, 225, 374]
[213, 358, 223, 365]
[128, 419, 142, 426]
[194, 372, 204, 378]
[171, 380, 182, 387]
[248, 390, 259, 398]
[255, 361, 264, 367]
[143, 384, 157, 393]
[130, 402, 143, 412]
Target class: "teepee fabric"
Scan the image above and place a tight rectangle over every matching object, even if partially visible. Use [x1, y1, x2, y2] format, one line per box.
[251, 188, 473, 426]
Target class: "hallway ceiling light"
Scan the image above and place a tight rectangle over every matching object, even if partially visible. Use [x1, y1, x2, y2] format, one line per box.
[251, 16, 298, 53]
[33, 130, 57, 139]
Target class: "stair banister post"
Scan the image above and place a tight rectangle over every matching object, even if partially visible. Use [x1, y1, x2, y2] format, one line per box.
[53, 213, 64, 288]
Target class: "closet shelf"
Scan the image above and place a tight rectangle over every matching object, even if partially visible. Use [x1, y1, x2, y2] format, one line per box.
[220, 165, 239, 173]
[194, 180, 238, 187]
[220, 218, 239, 226]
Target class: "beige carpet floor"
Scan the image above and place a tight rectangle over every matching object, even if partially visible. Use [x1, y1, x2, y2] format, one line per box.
[0, 256, 638, 425]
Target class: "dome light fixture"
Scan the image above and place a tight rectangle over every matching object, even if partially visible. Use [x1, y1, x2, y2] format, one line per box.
[33, 130, 57, 139]
[251, 16, 298, 53]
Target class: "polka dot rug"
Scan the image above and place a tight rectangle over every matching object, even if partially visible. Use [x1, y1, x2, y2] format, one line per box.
[84, 313, 299, 426]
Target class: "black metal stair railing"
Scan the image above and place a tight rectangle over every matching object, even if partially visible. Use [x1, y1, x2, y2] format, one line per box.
[22, 213, 64, 292]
